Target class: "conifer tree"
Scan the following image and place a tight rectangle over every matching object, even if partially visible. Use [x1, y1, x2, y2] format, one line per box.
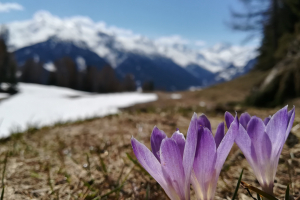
[0, 26, 18, 93]
[230, 0, 300, 70]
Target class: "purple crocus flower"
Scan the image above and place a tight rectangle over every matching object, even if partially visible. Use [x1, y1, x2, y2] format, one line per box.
[191, 114, 239, 200]
[131, 113, 198, 200]
[225, 106, 295, 195]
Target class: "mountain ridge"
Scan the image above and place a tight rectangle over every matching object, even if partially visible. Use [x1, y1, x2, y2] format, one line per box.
[5, 11, 258, 91]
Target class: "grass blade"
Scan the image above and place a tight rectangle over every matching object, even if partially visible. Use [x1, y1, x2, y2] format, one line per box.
[100, 182, 126, 198]
[2, 153, 7, 186]
[99, 155, 107, 175]
[0, 185, 4, 200]
[257, 193, 261, 200]
[231, 169, 243, 200]
[146, 184, 150, 200]
[0, 153, 7, 200]
[285, 185, 289, 200]
[241, 181, 278, 200]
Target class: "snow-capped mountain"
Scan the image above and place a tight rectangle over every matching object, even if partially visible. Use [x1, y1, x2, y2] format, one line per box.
[14, 37, 109, 69]
[214, 59, 257, 83]
[185, 64, 215, 86]
[6, 11, 257, 90]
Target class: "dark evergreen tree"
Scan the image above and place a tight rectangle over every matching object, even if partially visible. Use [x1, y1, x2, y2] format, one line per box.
[98, 65, 120, 93]
[122, 74, 136, 92]
[142, 80, 154, 92]
[21, 58, 46, 84]
[0, 26, 18, 94]
[54, 57, 78, 89]
[231, 0, 300, 106]
[84, 66, 99, 92]
[230, 0, 300, 70]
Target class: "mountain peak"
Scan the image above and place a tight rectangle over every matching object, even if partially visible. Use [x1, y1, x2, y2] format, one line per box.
[33, 10, 56, 21]
[7, 11, 257, 73]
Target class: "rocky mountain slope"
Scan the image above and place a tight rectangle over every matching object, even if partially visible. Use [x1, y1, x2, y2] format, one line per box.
[6, 11, 257, 90]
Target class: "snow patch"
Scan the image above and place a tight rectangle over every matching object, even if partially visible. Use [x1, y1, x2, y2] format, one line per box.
[170, 93, 182, 99]
[76, 56, 86, 71]
[0, 83, 157, 138]
[43, 62, 56, 72]
[0, 93, 9, 99]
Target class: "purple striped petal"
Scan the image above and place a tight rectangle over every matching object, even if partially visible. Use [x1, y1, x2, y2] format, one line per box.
[257, 133, 274, 194]
[193, 127, 217, 197]
[150, 126, 167, 162]
[160, 138, 185, 199]
[285, 106, 295, 141]
[235, 125, 254, 166]
[216, 115, 239, 175]
[171, 130, 185, 157]
[182, 113, 198, 199]
[198, 114, 211, 131]
[215, 122, 224, 148]
[266, 106, 288, 156]
[247, 117, 266, 155]
[225, 111, 234, 129]
[246, 116, 268, 177]
[249, 143, 262, 181]
[131, 137, 168, 190]
[240, 112, 251, 129]
[263, 116, 271, 125]
[261, 133, 272, 171]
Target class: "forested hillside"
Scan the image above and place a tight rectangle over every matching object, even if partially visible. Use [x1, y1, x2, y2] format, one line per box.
[231, 0, 300, 106]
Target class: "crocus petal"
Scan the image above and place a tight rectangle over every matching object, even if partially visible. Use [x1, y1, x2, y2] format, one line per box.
[285, 106, 295, 141]
[263, 116, 271, 125]
[225, 111, 234, 129]
[214, 122, 224, 148]
[266, 106, 288, 156]
[235, 106, 295, 196]
[193, 127, 217, 200]
[254, 133, 274, 195]
[182, 113, 198, 200]
[171, 130, 185, 157]
[131, 137, 168, 190]
[235, 121, 261, 180]
[160, 138, 185, 199]
[247, 116, 265, 142]
[247, 117, 266, 161]
[150, 126, 167, 162]
[260, 133, 273, 175]
[216, 115, 239, 175]
[235, 125, 252, 160]
[198, 114, 212, 131]
[246, 116, 269, 179]
[240, 112, 251, 129]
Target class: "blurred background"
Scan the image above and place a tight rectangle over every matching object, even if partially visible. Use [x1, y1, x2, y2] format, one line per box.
[1, 0, 300, 138]
[0, 0, 300, 199]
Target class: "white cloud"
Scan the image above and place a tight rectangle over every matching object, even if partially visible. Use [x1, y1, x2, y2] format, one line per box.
[195, 40, 206, 47]
[155, 35, 189, 46]
[0, 2, 24, 13]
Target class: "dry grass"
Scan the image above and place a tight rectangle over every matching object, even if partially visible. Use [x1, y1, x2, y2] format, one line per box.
[0, 71, 299, 199]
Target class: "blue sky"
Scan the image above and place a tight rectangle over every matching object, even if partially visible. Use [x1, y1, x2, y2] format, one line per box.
[0, 0, 257, 47]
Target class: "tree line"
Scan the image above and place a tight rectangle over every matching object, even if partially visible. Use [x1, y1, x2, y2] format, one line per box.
[231, 0, 300, 71]
[20, 57, 136, 93]
[231, 0, 300, 107]
[0, 27, 18, 94]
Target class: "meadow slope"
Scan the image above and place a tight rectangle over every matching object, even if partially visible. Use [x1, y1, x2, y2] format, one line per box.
[0, 71, 299, 200]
